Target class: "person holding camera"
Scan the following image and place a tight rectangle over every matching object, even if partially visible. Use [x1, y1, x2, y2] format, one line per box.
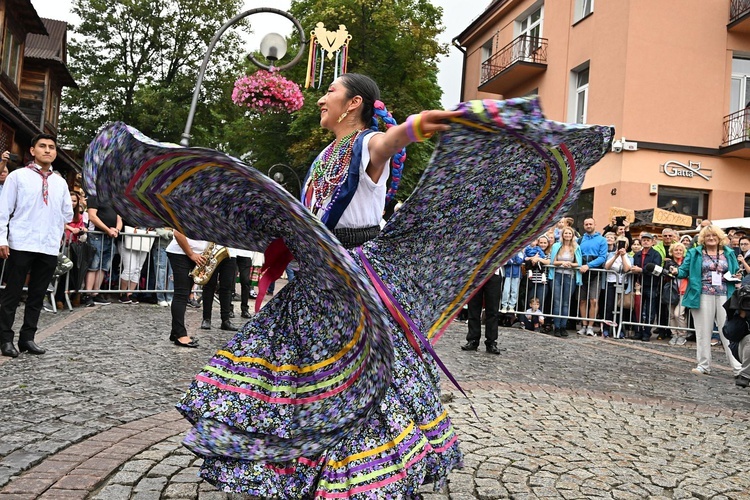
[722, 295, 750, 388]
[577, 218, 608, 336]
[736, 236, 750, 283]
[0, 150, 16, 197]
[603, 234, 632, 338]
[670, 225, 742, 376]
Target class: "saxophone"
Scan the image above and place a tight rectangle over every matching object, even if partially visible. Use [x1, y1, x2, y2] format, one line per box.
[189, 242, 229, 285]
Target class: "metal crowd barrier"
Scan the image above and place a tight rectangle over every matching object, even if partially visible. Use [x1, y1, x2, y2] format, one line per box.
[509, 265, 695, 339]
[59, 229, 174, 311]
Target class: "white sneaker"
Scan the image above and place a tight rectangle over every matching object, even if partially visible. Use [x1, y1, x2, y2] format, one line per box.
[586, 326, 595, 336]
[691, 367, 710, 375]
[577, 326, 587, 335]
[158, 300, 170, 307]
[676, 337, 687, 346]
[669, 336, 678, 346]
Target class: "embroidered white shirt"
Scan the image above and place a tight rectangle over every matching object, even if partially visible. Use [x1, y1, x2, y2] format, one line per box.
[0, 164, 74, 256]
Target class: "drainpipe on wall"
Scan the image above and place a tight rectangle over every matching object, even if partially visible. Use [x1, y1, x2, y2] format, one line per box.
[452, 37, 467, 103]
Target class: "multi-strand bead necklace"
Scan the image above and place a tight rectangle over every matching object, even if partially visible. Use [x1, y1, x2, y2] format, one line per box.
[309, 129, 364, 212]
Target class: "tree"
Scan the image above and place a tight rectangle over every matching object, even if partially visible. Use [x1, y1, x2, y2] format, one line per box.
[238, 0, 448, 198]
[61, 0, 250, 156]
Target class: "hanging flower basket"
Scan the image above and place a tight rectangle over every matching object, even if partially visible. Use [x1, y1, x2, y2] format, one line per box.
[232, 68, 304, 114]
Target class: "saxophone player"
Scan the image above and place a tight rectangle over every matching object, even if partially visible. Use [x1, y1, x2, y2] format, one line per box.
[166, 231, 237, 348]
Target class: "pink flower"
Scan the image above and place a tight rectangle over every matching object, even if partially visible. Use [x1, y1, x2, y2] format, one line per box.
[232, 70, 304, 114]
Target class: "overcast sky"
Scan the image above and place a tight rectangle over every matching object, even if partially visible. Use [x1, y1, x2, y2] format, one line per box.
[29, 0, 486, 108]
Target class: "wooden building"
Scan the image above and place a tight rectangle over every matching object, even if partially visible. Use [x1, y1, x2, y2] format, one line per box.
[0, 0, 79, 181]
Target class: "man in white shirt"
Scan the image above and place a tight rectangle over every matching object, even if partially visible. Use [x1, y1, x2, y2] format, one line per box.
[0, 134, 73, 357]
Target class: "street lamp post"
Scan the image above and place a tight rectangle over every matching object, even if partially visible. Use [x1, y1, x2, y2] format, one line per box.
[180, 7, 307, 147]
[268, 163, 302, 198]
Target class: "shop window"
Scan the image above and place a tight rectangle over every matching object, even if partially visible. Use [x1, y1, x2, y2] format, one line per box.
[565, 188, 594, 232]
[744, 194, 750, 217]
[574, 0, 594, 23]
[657, 187, 708, 221]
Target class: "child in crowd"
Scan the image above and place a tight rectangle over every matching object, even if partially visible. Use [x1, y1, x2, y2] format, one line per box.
[521, 297, 545, 331]
[501, 250, 525, 313]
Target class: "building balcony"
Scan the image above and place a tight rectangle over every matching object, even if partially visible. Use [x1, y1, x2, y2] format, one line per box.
[719, 109, 750, 158]
[479, 35, 548, 95]
[728, 0, 750, 32]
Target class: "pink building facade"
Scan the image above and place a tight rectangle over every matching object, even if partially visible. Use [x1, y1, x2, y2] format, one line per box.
[454, 0, 750, 228]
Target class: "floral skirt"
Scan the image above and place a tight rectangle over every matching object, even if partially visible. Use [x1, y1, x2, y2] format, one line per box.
[177, 277, 463, 498]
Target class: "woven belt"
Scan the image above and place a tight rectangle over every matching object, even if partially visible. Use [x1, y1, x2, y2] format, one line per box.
[333, 225, 380, 249]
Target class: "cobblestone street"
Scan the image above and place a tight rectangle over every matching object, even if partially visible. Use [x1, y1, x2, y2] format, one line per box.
[0, 298, 748, 499]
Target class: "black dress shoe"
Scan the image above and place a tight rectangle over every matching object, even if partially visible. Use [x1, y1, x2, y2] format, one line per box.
[200, 319, 211, 330]
[1, 342, 18, 358]
[228, 310, 235, 318]
[169, 333, 198, 343]
[240, 310, 251, 319]
[173, 338, 199, 348]
[220, 320, 238, 331]
[460, 341, 479, 351]
[486, 343, 504, 355]
[18, 340, 46, 355]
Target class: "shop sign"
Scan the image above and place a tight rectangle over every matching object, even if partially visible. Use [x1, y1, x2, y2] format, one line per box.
[651, 207, 692, 227]
[659, 160, 712, 181]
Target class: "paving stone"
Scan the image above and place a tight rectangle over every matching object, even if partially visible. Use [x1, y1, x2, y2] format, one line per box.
[164, 483, 199, 498]
[133, 476, 167, 492]
[90, 484, 132, 500]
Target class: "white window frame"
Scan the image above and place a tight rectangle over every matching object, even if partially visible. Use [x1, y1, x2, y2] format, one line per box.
[574, 0, 594, 23]
[515, 4, 544, 62]
[568, 63, 590, 124]
[728, 57, 750, 144]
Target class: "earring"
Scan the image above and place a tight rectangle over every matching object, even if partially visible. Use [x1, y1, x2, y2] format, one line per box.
[337, 111, 349, 123]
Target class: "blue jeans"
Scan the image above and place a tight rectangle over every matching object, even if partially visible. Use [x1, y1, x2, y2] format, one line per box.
[87, 232, 116, 272]
[552, 272, 575, 329]
[502, 276, 520, 311]
[153, 244, 173, 302]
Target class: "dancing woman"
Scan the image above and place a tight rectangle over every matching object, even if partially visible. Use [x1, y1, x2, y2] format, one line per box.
[302, 73, 458, 248]
[83, 79, 612, 497]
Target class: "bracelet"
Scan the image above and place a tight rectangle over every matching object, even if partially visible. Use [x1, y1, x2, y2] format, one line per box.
[405, 114, 434, 143]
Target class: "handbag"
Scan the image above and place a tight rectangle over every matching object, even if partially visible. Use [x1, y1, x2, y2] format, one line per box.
[661, 279, 680, 305]
[618, 291, 633, 310]
[122, 226, 156, 252]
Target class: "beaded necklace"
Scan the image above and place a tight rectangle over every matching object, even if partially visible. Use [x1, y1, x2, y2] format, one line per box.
[309, 129, 364, 212]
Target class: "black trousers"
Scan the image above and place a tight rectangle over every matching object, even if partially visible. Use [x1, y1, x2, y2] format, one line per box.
[0, 250, 57, 343]
[467, 273, 502, 345]
[202, 257, 236, 322]
[236, 256, 253, 313]
[167, 253, 194, 338]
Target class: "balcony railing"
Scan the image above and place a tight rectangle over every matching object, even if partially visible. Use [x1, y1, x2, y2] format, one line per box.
[722, 108, 750, 146]
[480, 35, 548, 86]
[730, 0, 750, 24]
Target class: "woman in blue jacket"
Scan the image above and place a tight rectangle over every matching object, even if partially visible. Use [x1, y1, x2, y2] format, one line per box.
[548, 227, 582, 337]
[673, 225, 742, 376]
